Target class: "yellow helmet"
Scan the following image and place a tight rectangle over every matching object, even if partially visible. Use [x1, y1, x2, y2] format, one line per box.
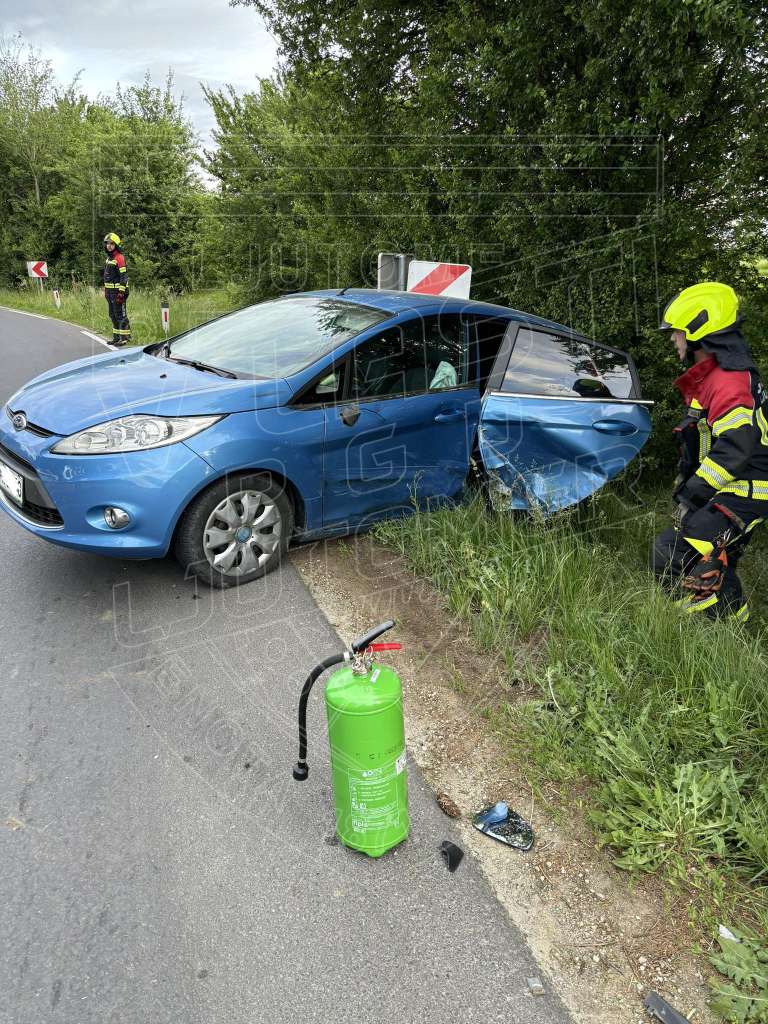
[103, 232, 122, 246]
[660, 282, 738, 342]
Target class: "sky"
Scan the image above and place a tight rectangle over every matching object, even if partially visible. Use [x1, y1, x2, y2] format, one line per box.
[0, 0, 280, 147]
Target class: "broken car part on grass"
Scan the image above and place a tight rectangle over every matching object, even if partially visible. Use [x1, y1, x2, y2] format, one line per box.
[473, 802, 535, 851]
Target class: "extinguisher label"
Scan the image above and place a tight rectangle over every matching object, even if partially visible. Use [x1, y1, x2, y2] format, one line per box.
[347, 763, 401, 832]
[395, 750, 407, 774]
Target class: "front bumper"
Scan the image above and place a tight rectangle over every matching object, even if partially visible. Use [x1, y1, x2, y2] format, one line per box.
[0, 422, 214, 558]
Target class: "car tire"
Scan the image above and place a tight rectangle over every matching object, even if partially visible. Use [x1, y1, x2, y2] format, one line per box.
[173, 472, 294, 588]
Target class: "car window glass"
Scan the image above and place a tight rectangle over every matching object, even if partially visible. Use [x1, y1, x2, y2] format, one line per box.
[424, 316, 468, 390]
[170, 297, 387, 378]
[502, 328, 634, 399]
[353, 316, 467, 399]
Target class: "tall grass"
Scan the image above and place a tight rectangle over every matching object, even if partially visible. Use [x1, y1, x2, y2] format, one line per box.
[377, 487, 768, 1019]
[0, 284, 241, 346]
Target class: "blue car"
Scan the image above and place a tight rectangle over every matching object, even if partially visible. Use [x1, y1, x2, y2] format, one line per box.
[0, 290, 651, 587]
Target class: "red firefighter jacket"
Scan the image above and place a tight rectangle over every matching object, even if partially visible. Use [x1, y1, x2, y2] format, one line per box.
[674, 355, 768, 507]
[103, 250, 128, 295]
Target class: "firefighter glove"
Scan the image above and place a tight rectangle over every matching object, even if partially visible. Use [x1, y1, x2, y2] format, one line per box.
[675, 475, 715, 512]
[682, 550, 727, 596]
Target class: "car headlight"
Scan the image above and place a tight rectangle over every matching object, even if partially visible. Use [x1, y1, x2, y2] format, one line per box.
[50, 414, 224, 455]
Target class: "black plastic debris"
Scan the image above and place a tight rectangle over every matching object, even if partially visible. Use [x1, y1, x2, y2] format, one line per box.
[644, 992, 691, 1024]
[439, 840, 464, 872]
[472, 801, 534, 851]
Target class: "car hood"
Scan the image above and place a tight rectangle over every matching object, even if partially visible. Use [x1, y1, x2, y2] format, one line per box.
[7, 349, 291, 435]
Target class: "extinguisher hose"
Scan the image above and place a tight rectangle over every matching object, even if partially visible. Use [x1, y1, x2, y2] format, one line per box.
[293, 653, 347, 781]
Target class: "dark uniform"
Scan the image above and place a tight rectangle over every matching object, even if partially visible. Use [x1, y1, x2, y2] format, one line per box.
[103, 232, 131, 346]
[652, 320, 768, 622]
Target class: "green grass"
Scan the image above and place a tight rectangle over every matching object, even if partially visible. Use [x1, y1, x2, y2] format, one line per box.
[0, 284, 241, 345]
[376, 486, 768, 1021]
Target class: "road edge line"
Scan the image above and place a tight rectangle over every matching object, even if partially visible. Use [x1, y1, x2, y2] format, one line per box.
[0, 305, 49, 320]
[80, 329, 113, 350]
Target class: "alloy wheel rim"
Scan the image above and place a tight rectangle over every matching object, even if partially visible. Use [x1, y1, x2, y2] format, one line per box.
[203, 489, 281, 577]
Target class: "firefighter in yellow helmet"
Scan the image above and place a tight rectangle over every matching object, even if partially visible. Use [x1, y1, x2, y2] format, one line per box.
[103, 232, 131, 346]
[651, 282, 768, 621]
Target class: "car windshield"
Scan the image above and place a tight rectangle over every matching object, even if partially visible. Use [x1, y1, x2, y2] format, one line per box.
[169, 297, 388, 378]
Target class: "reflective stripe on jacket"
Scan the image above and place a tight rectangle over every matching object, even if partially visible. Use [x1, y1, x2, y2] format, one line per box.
[103, 250, 128, 292]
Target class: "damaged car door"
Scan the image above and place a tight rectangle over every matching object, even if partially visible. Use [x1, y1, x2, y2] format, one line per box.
[478, 323, 652, 511]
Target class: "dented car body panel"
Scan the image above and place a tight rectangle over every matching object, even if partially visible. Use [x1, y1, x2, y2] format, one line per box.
[478, 394, 652, 511]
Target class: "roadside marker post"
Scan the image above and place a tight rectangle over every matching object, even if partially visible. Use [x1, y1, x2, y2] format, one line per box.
[52, 289, 61, 309]
[161, 304, 170, 335]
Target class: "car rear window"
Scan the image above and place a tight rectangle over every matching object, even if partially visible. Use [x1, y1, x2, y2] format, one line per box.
[502, 328, 635, 399]
[170, 297, 388, 378]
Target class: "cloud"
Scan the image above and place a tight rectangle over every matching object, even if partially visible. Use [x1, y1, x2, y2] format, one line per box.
[0, 0, 279, 143]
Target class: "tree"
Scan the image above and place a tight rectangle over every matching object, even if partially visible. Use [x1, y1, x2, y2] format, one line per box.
[0, 40, 208, 290]
[221, 0, 768, 462]
[62, 72, 205, 288]
[0, 35, 85, 272]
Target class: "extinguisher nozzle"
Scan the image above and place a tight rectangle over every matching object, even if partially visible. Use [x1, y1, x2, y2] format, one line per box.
[293, 761, 309, 782]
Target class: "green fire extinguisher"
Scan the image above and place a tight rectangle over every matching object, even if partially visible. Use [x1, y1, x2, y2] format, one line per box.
[292, 620, 409, 858]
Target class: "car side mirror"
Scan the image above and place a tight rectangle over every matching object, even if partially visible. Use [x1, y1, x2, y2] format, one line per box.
[573, 377, 611, 398]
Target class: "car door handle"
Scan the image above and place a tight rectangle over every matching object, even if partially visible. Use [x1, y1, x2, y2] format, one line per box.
[592, 418, 637, 436]
[434, 409, 463, 423]
[340, 404, 361, 427]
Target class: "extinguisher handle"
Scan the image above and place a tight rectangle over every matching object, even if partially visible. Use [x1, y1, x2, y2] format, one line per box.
[368, 643, 401, 652]
[351, 620, 395, 653]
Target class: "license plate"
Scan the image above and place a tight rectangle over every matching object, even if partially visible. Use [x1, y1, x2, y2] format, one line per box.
[0, 458, 23, 506]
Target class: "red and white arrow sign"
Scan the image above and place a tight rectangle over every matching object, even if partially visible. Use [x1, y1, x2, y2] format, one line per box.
[406, 260, 471, 298]
[26, 260, 48, 279]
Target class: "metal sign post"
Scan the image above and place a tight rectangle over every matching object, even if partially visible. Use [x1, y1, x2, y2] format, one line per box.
[377, 253, 413, 291]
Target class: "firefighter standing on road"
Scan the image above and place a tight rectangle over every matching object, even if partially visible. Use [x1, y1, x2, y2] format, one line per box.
[652, 282, 768, 621]
[103, 231, 131, 346]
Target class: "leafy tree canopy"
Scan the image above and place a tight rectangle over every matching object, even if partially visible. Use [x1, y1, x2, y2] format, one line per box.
[218, 0, 768, 459]
[0, 36, 209, 290]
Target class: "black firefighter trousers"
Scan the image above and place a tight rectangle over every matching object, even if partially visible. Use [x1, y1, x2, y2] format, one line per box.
[106, 292, 131, 345]
[652, 494, 764, 621]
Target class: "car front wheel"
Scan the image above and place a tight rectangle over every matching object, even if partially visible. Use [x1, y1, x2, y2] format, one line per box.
[174, 473, 293, 588]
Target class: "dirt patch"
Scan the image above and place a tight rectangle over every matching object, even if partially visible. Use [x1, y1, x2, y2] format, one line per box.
[291, 534, 717, 1024]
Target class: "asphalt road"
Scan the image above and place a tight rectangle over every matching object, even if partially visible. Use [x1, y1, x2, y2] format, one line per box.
[0, 306, 572, 1024]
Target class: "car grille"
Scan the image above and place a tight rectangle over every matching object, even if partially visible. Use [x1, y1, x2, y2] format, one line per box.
[20, 499, 64, 527]
[0, 441, 34, 472]
[5, 406, 55, 438]
[0, 441, 64, 528]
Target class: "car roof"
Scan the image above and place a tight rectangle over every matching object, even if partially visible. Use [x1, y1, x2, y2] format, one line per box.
[296, 288, 585, 339]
